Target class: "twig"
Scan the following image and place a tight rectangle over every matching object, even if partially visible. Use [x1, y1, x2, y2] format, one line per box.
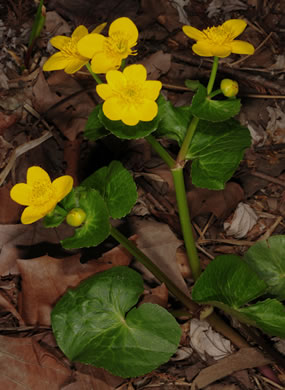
[258, 216, 283, 241]
[197, 238, 255, 246]
[0, 131, 52, 185]
[250, 171, 285, 187]
[258, 375, 285, 389]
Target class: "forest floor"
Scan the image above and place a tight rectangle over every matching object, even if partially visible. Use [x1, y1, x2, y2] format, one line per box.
[0, 0, 285, 389]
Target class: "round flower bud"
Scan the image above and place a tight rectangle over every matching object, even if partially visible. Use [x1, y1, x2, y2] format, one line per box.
[220, 79, 239, 97]
[66, 208, 87, 227]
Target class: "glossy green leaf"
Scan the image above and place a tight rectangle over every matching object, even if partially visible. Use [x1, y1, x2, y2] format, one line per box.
[81, 160, 137, 219]
[60, 187, 110, 249]
[244, 236, 285, 301]
[84, 105, 109, 141]
[98, 96, 163, 139]
[43, 205, 67, 227]
[187, 119, 251, 189]
[28, 0, 45, 46]
[51, 266, 181, 378]
[191, 84, 241, 122]
[155, 96, 192, 144]
[192, 255, 268, 308]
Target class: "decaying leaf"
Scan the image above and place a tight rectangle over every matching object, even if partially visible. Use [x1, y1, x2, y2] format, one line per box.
[224, 202, 258, 239]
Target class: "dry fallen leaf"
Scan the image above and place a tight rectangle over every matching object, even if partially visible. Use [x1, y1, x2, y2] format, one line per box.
[17, 240, 134, 325]
[224, 202, 259, 239]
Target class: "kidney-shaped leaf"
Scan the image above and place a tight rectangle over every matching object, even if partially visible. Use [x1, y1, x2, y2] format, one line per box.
[60, 187, 110, 249]
[191, 84, 241, 122]
[84, 104, 110, 141]
[187, 119, 251, 189]
[192, 254, 268, 308]
[81, 161, 138, 219]
[244, 236, 285, 301]
[51, 266, 181, 378]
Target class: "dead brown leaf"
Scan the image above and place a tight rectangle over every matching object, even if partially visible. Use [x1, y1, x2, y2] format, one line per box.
[141, 51, 172, 80]
[140, 283, 169, 307]
[0, 334, 71, 389]
[17, 240, 134, 325]
[191, 347, 272, 389]
[0, 182, 22, 224]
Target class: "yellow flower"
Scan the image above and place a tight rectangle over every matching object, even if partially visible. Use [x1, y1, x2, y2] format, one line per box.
[10, 166, 73, 224]
[77, 17, 138, 74]
[183, 19, 255, 58]
[96, 64, 162, 126]
[43, 23, 106, 74]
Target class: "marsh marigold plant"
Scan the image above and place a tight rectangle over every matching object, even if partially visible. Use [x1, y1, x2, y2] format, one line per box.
[183, 19, 254, 58]
[77, 17, 138, 74]
[43, 24, 105, 74]
[96, 64, 162, 126]
[10, 166, 73, 224]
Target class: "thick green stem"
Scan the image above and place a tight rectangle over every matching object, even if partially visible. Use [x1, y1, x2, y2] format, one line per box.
[110, 226, 251, 349]
[207, 56, 219, 95]
[86, 62, 103, 84]
[171, 167, 201, 280]
[145, 135, 176, 169]
[176, 116, 199, 164]
[110, 226, 198, 312]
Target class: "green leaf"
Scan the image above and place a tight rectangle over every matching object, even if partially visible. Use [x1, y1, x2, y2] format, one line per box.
[28, 0, 45, 47]
[51, 266, 181, 378]
[239, 299, 285, 337]
[155, 96, 192, 144]
[60, 187, 110, 249]
[81, 160, 138, 219]
[187, 119, 251, 189]
[98, 96, 163, 140]
[84, 105, 110, 141]
[191, 84, 241, 122]
[244, 236, 285, 301]
[185, 79, 201, 91]
[192, 255, 268, 308]
[43, 205, 67, 227]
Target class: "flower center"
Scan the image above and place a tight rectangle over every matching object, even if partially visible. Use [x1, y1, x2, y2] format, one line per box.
[203, 26, 234, 45]
[62, 39, 85, 59]
[121, 81, 144, 104]
[31, 180, 54, 206]
[105, 32, 136, 57]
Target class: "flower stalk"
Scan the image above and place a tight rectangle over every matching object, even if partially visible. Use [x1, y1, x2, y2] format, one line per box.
[86, 62, 102, 84]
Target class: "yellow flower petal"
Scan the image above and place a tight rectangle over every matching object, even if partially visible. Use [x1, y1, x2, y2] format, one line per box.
[123, 64, 146, 82]
[143, 80, 162, 100]
[109, 17, 138, 45]
[103, 97, 124, 121]
[96, 84, 114, 100]
[222, 19, 247, 39]
[192, 41, 231, 57]
[91, 22, 107, 34]
[71, 25, 88, 41]
[182, 25, 206, 41]
[43, 52, 70, 71]
[10, 183, 32, 206]
[91, 51, 121, 73]
[52, 175, 73, 201]
[64, 57, 88, 74]
[230, 40, 255, 55]
[50, 36, 70, 50]
[27, 166, 51, 186]
[137, 100, 158, 122]
[21, 203, 54, 225]
[106, 70, 125, 91]
[77, 34, 106, 59]
[121, 105, 140, 126]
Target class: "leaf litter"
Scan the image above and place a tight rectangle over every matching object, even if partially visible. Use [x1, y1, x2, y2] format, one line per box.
[0, 0, 285, 388]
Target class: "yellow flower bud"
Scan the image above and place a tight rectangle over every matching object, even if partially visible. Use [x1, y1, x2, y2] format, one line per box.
[220, 79, 239, 97]
[66, 208, 87, 227]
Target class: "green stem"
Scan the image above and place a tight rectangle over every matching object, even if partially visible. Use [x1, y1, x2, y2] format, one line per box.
[176, 116, 199, 164]
[110, 225, 198, 312]
[110, 225, 251, 349]
[145, 135, 176, 169]
[86, 62, 103, 84]
[207, 56, 219, 95]
[209, 89, 222, 98]
[171, 167, 201, 280]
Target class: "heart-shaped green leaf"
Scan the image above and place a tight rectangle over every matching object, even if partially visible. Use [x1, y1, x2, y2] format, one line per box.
[191, 84, 241, 122]
[51, 266, 181, 378]
[60, 187, 110, 249]
[84, 105, 110, 141]
[81, 160, 138, 219]
[44, 205, 68, 227]
[187, 119, 251, 189]
[244, 236, 285, 301]
[192, 255, 268, 308]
